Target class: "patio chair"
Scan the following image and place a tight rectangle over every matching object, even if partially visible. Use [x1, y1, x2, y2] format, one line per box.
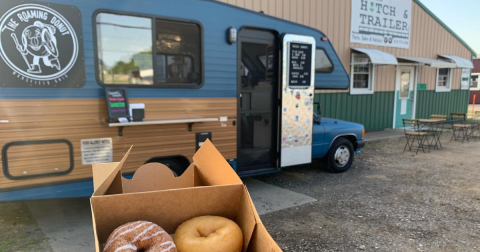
[402, 119, 428, 154]
[450, 113, 466, 121]
[431, 114, 447, 120]
[450, 113, 471, 143]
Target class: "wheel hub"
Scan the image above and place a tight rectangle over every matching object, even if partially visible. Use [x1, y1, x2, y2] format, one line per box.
[334, 145, 350, 167]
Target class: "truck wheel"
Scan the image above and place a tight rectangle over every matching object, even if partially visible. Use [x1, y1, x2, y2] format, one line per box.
[327, 138, 354, 173]
[147, 159, 184, 177]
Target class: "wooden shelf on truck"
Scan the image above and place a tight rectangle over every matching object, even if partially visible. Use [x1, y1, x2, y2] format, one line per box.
[109, 118, 219, 136]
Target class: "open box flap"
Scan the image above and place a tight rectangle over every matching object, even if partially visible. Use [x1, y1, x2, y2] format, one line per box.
[92, 162, 119, 192]
[244, 185, 262, 224]
[92, 146, 132, 196]
[121, 163, 195, 193]
[193, 139, 242, 186]
[247, 223, 283, 252]
[90, 198, 101, 252]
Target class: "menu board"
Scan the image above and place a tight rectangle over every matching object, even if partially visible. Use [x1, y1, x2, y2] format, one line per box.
[288, 42, 312, 88]
[105, 88, 129, 122]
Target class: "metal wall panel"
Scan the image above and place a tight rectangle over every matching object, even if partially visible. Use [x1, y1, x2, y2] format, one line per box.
[313, 90, 469, 131]
[313, 91, 395, 131]
[415, 90, 470, 118]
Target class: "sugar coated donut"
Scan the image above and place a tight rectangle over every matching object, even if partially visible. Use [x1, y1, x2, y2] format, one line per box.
[103, 221, 177, 252]
[174, 216, 243, 252]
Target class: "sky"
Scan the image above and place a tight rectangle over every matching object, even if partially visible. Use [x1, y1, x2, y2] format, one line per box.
[420, 0, 480, 57]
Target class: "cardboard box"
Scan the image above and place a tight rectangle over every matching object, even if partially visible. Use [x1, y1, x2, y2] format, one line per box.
[90, 140, 281, 252]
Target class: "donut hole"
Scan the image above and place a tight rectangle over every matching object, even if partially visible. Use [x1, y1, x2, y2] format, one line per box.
[196, 226, 223, 238]
[197, 227, 213, 237]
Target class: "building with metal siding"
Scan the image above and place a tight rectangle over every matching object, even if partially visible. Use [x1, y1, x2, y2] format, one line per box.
[220, 0, 476, 131]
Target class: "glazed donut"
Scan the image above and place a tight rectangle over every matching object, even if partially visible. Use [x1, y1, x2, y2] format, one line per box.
[103, 221, 177, 252]
[174, 216, 243, 252]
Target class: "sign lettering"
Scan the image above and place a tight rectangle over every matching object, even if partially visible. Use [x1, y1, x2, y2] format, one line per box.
[351, 0, 412, 49]
[288, 42, 312, 87]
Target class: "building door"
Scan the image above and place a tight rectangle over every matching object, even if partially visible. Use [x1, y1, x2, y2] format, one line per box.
[394, 66, 416, 128]
[237, 29, 278, 175]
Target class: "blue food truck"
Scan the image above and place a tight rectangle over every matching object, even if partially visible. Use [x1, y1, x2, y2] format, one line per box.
[0, 0, 364, 201]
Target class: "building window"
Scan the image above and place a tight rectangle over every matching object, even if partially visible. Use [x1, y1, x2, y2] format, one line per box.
[95, 12, 203, 87]
[96, 13, 154, 85]
[435, 68, 452, 92]
[471, 75, 479, 91]
[350, 54, 374, 95]
[315, 48, 333, 73]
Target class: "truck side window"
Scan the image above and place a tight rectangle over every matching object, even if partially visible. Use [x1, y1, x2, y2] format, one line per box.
[155, 20, 201, 84]
[96, 13, 154, 85]
[95, 12, 203, 87]
[315, 48, 333, 73]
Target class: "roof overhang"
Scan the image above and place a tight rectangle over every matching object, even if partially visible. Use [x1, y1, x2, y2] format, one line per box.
[438, 54, 474, 69]
[352, 48, 398, 65]
[396, 56, 456, 68]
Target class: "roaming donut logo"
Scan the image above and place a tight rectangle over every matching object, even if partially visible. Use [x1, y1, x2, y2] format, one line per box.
[0, 3, 80, 86]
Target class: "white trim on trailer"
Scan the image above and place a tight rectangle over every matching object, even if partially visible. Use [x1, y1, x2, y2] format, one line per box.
[438, 54, 474, 69]
[396, 56, 456, 68]
[412, 66, 419, 119]
[392, 65, 398, 129]
[351, 48, 398, 65]
[350, 53, 375, 95]
[392, 65, 418, 128]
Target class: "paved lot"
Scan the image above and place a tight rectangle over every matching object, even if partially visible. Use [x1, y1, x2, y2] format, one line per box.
[258, 136, 480, 252]
[1, 134, 480, 252]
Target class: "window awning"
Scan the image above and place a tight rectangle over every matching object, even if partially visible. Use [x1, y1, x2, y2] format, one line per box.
[396, 56, 456, 68]
[352, 48, 398, 65]
[438, 54, 474, 69]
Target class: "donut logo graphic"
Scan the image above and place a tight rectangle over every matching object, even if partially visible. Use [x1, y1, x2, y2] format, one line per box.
[0, 4, 79, 85]
[14, 21, 61, 73]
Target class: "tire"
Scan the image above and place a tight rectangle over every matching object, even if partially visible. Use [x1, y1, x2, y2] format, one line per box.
[327, 138, 354, 173]
[150, 159, 184, 177]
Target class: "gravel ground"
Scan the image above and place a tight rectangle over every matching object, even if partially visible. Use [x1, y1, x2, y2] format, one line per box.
[257, 136, 480, 252]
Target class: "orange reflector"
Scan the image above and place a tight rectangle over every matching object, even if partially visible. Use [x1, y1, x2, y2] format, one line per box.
[362, 129, 365, 139]
[321, 37, 328, 41]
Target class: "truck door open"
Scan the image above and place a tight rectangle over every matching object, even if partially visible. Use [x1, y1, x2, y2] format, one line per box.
[237, 29, 278, 175]
[280, 34, 316, 167]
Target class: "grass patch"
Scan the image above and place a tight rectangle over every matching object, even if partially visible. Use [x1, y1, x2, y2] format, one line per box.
[0, 202, 53, 252]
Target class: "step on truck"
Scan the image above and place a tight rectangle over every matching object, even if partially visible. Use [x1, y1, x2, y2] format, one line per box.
[0, 0, 365, 201]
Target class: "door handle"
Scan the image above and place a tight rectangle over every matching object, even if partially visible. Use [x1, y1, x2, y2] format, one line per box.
[239, 93, 243, 109]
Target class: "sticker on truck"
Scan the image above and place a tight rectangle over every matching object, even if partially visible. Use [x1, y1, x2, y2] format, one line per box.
[81, 138, 113, 165]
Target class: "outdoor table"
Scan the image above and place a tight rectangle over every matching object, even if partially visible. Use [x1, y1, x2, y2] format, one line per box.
[418, 118, 445, 149]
